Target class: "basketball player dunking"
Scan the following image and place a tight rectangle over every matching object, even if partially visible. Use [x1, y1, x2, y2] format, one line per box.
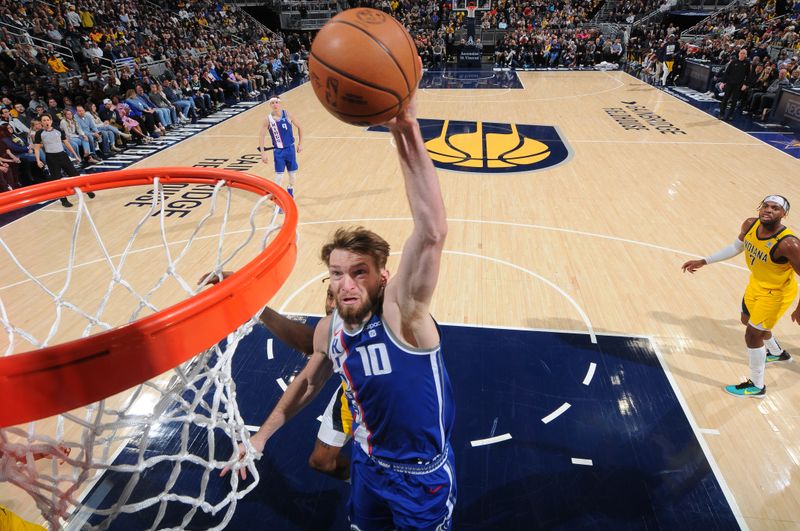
[682, 195, 799, 398]
[259, 97, 302, 199]
[226, 96, 456, 529]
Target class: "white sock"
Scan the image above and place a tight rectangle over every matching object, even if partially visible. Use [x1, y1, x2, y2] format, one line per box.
[748, 346, 767, 388]
[764, 336, 782, 355]
[274, 173, 284, 186]
[288, 171, 297, 188]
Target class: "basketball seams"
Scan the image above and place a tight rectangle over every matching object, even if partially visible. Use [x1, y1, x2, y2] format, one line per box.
[329, 19, 412, 95]
[309, 52, 402, 117]
[333, 105, 400, 120]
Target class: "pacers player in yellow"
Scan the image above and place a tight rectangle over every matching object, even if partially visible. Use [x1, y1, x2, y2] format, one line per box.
[682, 195, 799, 397]
[0, 505, 44, 531]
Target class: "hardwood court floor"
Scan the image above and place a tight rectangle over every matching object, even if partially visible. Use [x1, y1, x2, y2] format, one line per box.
[2, 71, 799, 529]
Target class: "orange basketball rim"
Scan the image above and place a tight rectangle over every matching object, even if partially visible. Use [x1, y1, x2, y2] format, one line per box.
[0, 168, 298, 427]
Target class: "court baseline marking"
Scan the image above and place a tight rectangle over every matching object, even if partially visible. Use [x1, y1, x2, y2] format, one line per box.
[649, 339, 748, 530]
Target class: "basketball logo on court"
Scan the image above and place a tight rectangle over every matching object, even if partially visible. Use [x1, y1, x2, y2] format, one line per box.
[370, 119, 571, 173]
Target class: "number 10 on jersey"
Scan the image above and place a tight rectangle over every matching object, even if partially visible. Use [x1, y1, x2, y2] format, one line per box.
[356, 344, 392, 376]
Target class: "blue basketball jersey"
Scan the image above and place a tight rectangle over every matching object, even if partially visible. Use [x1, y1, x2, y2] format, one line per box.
[267, 110, 294, 149]
[327, 310, 454, 461]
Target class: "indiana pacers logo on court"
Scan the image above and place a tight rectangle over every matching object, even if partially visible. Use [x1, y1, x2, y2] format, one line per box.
[371, 119, 571, 173]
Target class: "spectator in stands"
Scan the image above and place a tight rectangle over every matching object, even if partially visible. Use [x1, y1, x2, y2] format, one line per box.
[149, 82, 182, 125]
[135, 84, 172, 128]
[108, 98, 149, 144]
[27, 119, 43, 153]
[271, 55, 288, 86]
[45, 98, 63, 124]
[60, 108, 100, 165]
[0, 123, 25, 188]
[124, 88, 164, 138]
[162, 79, 196, 123]
[75, 105, 108, 158]
[65, 5, 81, 31]
[47, 53, 69, 75]
[610, 38, 624, 65]
[1, 121, 39, 185]
[180, 76, 212, 116]
[87, 101, 127, 151]
[0, 106, 28, 137]
[753, 68, 793, 121]
[80, 6, 95, 29]
[62, 96, 77, 117]
[45, 23, 64, 44]
[119, 70, 136, 95]
[13, 103, 32, 127]
[200, 70, 225, 105]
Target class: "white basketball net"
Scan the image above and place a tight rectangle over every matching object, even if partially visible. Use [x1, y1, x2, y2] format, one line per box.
[0, 178, 286, 530]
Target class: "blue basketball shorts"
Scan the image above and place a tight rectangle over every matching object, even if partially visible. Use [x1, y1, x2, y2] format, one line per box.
[348, 445, 456, 531]
[273, 145, 298, 173]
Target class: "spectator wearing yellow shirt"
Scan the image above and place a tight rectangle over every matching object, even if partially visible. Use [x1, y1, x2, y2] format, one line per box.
[47, 55, 69, 74]
[80, 8, 95, 28]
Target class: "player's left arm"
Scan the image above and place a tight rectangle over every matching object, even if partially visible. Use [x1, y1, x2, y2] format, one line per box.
[774, 236, 800, 324]
[287, 111, 302, 152]
[383, 94, 448, 349]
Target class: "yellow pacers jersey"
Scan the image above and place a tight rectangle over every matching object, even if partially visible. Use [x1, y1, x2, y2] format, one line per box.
[0, 506, 45, 531]
[743, 219, 797, 290]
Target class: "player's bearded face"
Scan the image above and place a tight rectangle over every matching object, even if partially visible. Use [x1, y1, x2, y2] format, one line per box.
[759, 202, 785, 226]
[329, 250, 385, 326]
[336, 281, 382, 326]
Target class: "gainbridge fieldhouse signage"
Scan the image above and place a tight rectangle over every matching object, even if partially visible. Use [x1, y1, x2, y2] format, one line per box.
[370, 119, 571, 173]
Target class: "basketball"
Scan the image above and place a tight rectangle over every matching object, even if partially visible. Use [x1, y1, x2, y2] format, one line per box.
[308, 8, 421, 126]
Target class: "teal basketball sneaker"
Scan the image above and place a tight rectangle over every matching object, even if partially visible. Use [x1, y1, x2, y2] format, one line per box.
[724, 379, 766, 398]
[766, 351, 792, 363]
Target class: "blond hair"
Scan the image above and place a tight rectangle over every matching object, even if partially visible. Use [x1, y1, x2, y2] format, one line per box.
[321, 227, 390, 270]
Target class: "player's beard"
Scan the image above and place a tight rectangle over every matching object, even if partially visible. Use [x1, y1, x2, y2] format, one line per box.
[759, 215, 781, 231]
[337, 286, 382, 327]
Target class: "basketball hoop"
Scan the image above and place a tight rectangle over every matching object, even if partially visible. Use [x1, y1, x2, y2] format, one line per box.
[0, 167, 297, 529]
[466, 3, 477, 18]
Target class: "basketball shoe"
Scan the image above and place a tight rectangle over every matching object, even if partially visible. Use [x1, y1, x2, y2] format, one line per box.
[724, 380, 765, 398]
[766, 351, 792, 363]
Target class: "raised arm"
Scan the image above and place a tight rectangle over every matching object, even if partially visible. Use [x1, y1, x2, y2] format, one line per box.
[220, 315, 333, 479]
[383, 93, 447, 348]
